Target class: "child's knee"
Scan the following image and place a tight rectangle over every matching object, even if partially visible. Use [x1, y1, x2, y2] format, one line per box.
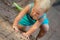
[41, 24, 49, 32]
[43, 24, 49, 32]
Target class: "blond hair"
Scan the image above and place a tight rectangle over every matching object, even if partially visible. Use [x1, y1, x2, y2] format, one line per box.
[34, 0, 51, 12]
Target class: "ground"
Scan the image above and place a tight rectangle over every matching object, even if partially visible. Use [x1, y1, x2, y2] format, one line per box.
[0, 0, 60, 40]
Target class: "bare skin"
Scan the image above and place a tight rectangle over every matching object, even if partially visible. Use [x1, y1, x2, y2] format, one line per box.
[13, 5, 30, 26]
[36, 24, 49, 40]
[13, 2, 50, 39]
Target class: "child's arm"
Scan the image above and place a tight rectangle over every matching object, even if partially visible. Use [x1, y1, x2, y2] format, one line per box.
[25, 18, 43, 36]
[13, 5, 30, 30]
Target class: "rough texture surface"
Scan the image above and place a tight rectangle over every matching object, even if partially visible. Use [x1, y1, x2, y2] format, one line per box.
[0, 16, 36, 40]
[0, 0, 60, 40]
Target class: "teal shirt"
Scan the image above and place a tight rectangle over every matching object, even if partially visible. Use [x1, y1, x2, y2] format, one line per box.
[18, 3, 49, 26]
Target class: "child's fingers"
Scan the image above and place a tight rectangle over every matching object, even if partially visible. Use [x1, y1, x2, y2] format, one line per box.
[22, 33, 30, 39]
[13, 26, 19, 32]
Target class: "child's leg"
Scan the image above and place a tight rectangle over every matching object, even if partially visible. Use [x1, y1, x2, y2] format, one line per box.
[17, 25, 26, 32]
[36, 24, 49, 40]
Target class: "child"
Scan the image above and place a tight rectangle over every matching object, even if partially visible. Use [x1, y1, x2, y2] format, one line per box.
[13, 0, 51, 40]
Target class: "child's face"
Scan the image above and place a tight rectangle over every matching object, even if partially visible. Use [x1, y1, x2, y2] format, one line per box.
[30, 7, 45, 20]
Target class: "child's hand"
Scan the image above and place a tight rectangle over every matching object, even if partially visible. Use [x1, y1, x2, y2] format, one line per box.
[22, 33, 29, 39]
[13, 25, 19, 32]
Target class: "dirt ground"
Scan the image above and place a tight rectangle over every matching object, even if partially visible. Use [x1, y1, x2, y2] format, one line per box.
[0, 0, 60, 40]
[0, 0, 34, 23]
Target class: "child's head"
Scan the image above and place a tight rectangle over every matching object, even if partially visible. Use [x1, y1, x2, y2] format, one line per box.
[30, 0, 51, 20]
